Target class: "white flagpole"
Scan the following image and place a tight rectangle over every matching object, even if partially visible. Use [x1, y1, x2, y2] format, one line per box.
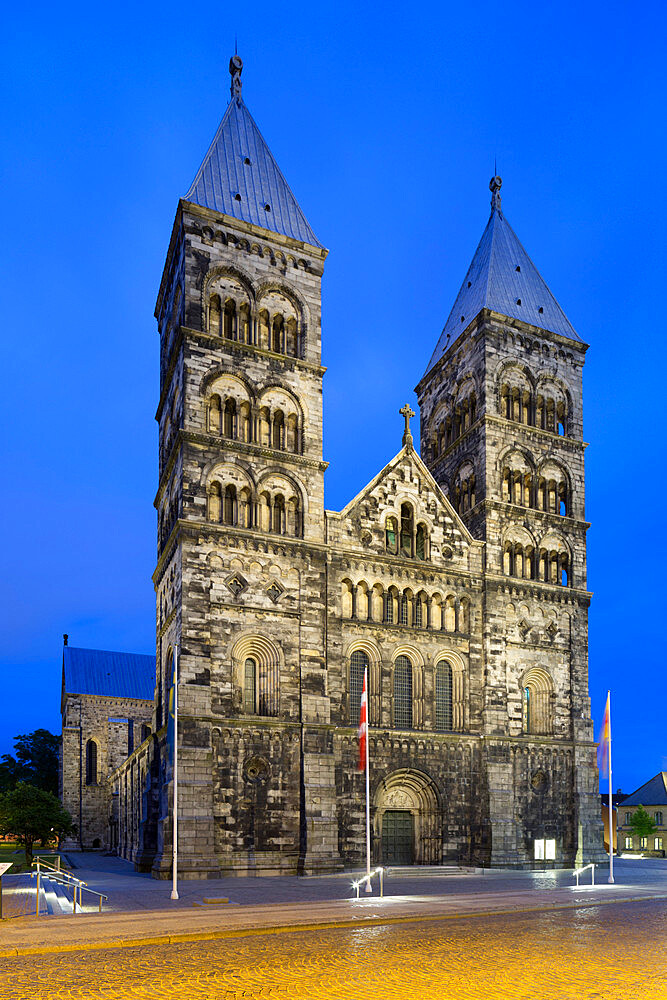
[364, 666, 371, 892]
[171, 644, 179, 900]
[607, 691, 614, 884]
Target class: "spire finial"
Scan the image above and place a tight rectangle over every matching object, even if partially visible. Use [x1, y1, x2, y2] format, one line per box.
[399, 403, 415, 450]
[490, 174, 502, 212]
[229, 53, 243, 105]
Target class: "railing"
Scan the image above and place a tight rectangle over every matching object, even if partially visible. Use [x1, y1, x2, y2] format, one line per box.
[31, 860, 108, 915]
[573, 863, 595, 887]
[352, 867, 385, 899]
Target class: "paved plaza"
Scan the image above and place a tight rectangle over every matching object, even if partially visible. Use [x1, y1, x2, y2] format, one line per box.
[2, 899, 667, 999]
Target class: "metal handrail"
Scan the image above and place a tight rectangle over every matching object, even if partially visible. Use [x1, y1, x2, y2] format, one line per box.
[31, 860, 108, 915]
[352, 867, 385, 898]
[573, 863, 595, 887]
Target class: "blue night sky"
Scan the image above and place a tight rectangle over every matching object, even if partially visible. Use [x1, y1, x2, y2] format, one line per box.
[1, 1, 665, 796]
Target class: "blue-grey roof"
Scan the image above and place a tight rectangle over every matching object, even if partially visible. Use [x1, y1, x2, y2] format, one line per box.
[621, 773, 667, 807]
[184, 97, 323, 248]
[425, 202, 580, 375]
[63, 646, 155, 701]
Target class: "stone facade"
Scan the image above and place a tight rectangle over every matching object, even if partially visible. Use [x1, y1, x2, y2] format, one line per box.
[61, 689, 153, 850]
[64, 68, 604, 876]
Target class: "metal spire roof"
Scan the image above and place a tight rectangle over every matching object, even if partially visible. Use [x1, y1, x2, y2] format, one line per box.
[424, 176, 580, 374]
[184, 55, 323, 248]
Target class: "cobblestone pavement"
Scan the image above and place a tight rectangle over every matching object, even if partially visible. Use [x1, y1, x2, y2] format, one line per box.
[1, 900, 666, 999]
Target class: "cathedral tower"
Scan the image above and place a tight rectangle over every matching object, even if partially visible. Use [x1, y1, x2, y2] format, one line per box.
[151, 57, 330, 877]
[416, 177, 601, 864]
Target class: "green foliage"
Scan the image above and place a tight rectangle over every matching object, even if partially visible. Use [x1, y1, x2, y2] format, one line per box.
[0, 783, 74, 866]
[629, 804, 657, 838]
[0, 729, 60, 795]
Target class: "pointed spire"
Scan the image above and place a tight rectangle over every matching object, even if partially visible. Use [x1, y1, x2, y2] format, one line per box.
[184, 56, 323, 248]
[423, 178, 580, 374]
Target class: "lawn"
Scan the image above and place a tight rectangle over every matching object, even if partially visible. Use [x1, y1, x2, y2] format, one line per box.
[0, 842, 60, 874]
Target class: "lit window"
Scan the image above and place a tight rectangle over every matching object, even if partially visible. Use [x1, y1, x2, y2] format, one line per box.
[545, 839, 556, 860]
[655, 837, 663, 851]
[640, 837, 648, 849]
[534, 839, 545, 860]
[624, 837, 633, 849]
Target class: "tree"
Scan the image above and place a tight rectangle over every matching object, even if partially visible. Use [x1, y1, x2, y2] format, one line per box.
[0, 783, 74, 866]
[0, 729, 60, 795]
[629, 804, 656, 839]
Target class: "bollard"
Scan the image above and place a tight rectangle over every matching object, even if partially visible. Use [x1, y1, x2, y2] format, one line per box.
[36, 868, 41, 917]
[379, 868, 384, 897]
[591, 865, 595, 886]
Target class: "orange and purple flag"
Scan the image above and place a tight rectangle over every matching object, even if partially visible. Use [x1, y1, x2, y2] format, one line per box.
[597, 691, 611, 777]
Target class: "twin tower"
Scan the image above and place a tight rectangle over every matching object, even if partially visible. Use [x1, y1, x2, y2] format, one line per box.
[115, 56, 602, 876]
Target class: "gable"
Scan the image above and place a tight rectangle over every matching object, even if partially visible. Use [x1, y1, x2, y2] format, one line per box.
[326, 447, 477, 569]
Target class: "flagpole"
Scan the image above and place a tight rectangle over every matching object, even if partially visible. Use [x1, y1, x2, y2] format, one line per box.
[364, 666, 371, 892]
[607, 690, 614, 884]
[171, 644, 179, 900]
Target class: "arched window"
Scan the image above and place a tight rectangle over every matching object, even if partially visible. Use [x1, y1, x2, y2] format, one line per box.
[349, 650, 369, 723]
[141, 724, 151, 743]
[258, 492, 271, 532]
[272, 494, 285, 534]
[272, 314, 284, 353]
[223, 485, 236, 525]
[414, 594, 423, 628]
[287, 496, 301, 537]
[272, 410, 285, 450]
[244, 657, 256, 713]
[522, 669, 553, 735]
[435, 661, 453, 731]
[523, 686, 531, 733]
[286, 317, 298, 356]
[208, 482, 222, 523]
[259, 310, 270, 350]
[286, 413, 299, 453]
[209, 294, 221, 335]
[394, 655, 413, 728]
[223, 398, 236, 438]
[416, 524, 427, 560]
[239, 487, 252, 528]
[238, 303, 250, 344]
[384, 589, 395, 624]
[240, 401, 252, 443]
[85, 739, 98, 786]
[385, 517, 398, 554]
[223, 298, 236, 339]
[259, 407, 270, 447]
[444, 595, 456, 632]
[208, 395, 221, 435]
[400, 503, 413, 557]
[399, 593, 409, 626]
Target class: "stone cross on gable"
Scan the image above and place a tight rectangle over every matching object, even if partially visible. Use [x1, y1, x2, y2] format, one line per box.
[400, 403, 415, 449]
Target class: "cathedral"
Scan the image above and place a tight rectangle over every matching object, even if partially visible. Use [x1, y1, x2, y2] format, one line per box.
[60, 55, 604, 876]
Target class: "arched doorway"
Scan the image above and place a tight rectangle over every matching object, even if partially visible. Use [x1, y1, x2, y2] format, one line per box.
[374, 769, 441, 866]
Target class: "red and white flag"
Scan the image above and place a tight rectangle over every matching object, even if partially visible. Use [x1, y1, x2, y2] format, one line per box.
[358, 668, 368, 772]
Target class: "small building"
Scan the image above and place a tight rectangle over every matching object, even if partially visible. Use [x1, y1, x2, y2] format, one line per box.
[615, 773, 667, 857]
[60, 638, 154, 849]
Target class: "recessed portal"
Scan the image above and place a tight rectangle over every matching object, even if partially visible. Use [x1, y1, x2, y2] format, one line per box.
[381, 809, 414, 864]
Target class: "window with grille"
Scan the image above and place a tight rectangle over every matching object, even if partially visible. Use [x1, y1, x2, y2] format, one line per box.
[400, 504, 413, 557]
[416, 524, 426, 560]
[435, 661, 453, 731]
[385, 593, 394, 624]
[399, 594, 409, 625]
[386, 518, 397, 553]
[85, 740, 98, 786]
[394, 655, 412, 728]
[350, 650, 368, 724]
[414, 598, 422, 627]
[244, 658, 256, 713]
[522, 686, 531, 733]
